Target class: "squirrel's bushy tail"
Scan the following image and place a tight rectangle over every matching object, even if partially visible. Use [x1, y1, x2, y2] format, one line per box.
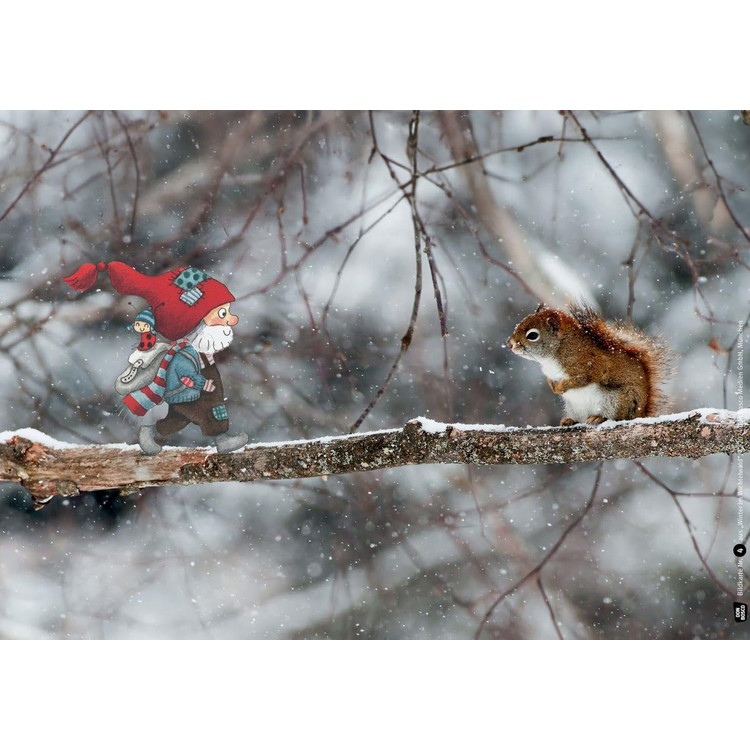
[610, 323, 674, 416]
[570, 304, 674, 417]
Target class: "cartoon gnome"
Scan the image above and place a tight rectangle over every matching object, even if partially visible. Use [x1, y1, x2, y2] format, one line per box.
[64, 261, 248, 455]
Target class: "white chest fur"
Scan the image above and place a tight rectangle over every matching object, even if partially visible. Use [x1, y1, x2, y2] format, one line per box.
[562, 383, 615, 422]
[535, 356, 568, 381]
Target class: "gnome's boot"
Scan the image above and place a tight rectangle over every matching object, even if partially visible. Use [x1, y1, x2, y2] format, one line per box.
[139, 425, 163, 455]
[215, 431, 248, 454]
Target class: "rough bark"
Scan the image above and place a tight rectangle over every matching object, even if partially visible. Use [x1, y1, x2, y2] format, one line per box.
[1, 409, 748, 507]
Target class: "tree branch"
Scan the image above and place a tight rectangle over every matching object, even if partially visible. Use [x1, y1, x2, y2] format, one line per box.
[1, 409, 748, 505]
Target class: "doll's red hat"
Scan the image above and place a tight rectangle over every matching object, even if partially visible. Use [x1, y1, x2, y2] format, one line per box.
[64, 261, 235, 341]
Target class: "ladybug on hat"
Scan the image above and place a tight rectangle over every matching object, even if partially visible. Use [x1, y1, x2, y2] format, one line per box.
[127, 306, 158, 351]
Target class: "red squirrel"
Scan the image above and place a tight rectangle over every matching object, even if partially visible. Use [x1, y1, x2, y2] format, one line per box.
[507, 304, 673, 425]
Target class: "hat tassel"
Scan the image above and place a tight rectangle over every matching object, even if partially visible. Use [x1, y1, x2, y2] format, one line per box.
[63, 262, 109, 292]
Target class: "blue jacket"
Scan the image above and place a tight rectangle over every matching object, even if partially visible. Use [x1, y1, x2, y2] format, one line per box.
[164, 345, 207, 404]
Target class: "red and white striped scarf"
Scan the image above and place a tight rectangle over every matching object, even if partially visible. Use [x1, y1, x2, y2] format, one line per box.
[121, 338, 191, 416]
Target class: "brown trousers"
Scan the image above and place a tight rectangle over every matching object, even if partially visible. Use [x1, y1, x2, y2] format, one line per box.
[156, 356, 229, 438]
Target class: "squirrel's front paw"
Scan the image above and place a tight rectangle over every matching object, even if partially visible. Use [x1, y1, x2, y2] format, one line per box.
[560, 417, 576, 426]
[547, 378, 566, 394]
[586, 414, 607, 425]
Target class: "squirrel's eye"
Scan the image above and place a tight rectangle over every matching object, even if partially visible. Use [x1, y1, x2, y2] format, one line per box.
[525, 328, 540, 341]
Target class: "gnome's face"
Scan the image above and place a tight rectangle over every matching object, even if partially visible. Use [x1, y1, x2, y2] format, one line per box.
[203, 303, 238, 328]
[192, 303, 238, 354]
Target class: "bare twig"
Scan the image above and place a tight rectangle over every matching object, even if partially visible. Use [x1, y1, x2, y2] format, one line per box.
[686, 110, 750, 245]
[111, 110, 141, 240]
[0, 111, 91, 225]
[633, 460, 742, 602]
[475, 464, 603, 638]
[349, 112, 426, 432]
[537, 577, 564, 640]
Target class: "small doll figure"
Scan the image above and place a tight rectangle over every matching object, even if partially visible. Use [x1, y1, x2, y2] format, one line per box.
[128, 307, 157, 351]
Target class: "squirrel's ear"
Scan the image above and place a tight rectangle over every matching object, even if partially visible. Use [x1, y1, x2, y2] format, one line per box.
[546, 311, 561, 335]
[535, 301, 546, 313]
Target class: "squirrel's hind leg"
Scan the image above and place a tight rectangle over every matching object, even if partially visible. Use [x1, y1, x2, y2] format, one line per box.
[614, 386, 646, 420]
[585, 414, 607, 425]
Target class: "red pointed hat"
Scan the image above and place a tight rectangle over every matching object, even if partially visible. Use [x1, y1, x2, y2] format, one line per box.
[64, 261, 235, 341]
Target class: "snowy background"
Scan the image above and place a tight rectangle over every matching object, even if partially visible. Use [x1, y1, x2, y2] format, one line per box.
[0, 110, 748, 639]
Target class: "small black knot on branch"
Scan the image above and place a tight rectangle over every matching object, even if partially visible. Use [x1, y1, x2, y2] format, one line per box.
[403, 418, 423, 438]
[11, 437, 34, 461]
[402, 418, 435, 463]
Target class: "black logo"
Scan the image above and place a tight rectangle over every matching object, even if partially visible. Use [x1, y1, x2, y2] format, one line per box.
[735, 603, 747, 623]
[734, 544, 747, 557]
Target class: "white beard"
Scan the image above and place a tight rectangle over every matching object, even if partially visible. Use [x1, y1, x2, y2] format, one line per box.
[192, 323, 234, 354]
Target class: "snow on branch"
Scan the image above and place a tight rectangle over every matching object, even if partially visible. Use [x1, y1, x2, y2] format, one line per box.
[1, 409, 749, 505]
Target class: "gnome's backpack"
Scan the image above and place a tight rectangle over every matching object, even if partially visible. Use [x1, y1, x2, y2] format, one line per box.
[115, 343, 169, 396]
[115, 338, 195, 416]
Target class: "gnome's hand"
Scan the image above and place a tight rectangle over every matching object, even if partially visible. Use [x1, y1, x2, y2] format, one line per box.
[203, 379, 216, 392]
[180, 376, 195, 389]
